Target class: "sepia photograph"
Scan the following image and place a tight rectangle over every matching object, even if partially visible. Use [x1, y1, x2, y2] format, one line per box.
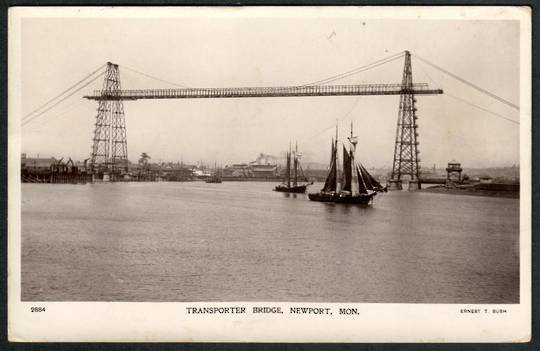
[8, 6, 531, 342]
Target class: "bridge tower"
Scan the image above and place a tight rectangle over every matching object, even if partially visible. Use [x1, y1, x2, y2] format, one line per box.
[388, 51, 421, 190]
[90, 62, 128, 176]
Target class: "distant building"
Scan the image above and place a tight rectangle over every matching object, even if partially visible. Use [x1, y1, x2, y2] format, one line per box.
[74, 161, 89, 172]
[479, 175, 493, 184]
[128, 163, 143, 173]
[21, 154, 92, 183]
[252, 164, 279, 178]
[223, 164, 251, 178]
[160, 162, 194, 181]
[446, 160, 463, 183]
[192, 168, 211, 178]
[21, 155, 57, 173]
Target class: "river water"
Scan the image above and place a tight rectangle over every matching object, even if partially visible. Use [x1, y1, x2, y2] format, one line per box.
[21, 181, 519, 303]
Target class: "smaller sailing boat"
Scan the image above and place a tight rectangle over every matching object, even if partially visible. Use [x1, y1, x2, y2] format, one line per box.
[205, 162, 222, 183]
[308, 123, 386, 204]
[274, 142, 313, 193]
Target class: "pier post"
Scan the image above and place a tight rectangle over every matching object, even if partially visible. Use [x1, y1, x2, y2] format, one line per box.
[407, 179, 420, 191]
[388, 179, 403, 190]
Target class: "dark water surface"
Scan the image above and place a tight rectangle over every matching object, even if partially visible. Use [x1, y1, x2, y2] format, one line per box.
[21, 182, 519, 303]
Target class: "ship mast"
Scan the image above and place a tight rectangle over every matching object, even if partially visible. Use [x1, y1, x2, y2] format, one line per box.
[350, 121, 370, 195]
[335, 124, 339, 193]
[287, 142, 291, 188]
[349, 121, 357, 195]
[350, 121, 355, 158]
[293, 141, 298, 186]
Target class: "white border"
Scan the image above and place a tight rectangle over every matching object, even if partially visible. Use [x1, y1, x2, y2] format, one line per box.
[8, 6, 532, 342]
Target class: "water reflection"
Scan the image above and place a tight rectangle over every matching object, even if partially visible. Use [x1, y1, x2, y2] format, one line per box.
[282, 193, 298, 199]
[321, 202, 373, 215]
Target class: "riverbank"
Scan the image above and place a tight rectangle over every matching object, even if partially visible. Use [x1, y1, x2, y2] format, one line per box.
[421, 185, 519, 198]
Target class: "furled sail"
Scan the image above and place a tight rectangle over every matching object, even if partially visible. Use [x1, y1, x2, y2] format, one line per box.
[322, 139, 337, 192]
[342, 146, 352, 192]
[356, 165, 368, 195]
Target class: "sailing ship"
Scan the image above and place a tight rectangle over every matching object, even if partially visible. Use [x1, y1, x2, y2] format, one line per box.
[308, 124, 386, 204]
[205, 162, 222, 183]
[274, 142, 313, 193]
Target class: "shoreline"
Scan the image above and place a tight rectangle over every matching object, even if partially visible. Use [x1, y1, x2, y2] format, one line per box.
[420, 185, 519, 199]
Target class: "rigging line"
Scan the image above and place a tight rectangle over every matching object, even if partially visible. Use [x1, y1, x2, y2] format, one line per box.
[445, 92, 520, 125]
[340, 96, 362, 123]
[299, 96, 362, 145]
[412, 53, 519, 111]
[23, 63, 106, 121]
[121, 65, 192, 88]
[22, 72, 105, 127]
[301, 51, 405, 87]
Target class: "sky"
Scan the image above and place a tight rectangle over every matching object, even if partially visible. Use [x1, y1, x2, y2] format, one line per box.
[17, 9, 522, 169]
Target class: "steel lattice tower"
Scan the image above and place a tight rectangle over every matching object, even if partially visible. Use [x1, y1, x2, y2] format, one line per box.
[388, 51, 420, 190]
[90, 62, 128, 176]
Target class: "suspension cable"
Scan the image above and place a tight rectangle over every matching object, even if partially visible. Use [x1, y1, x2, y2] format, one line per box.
[412, 53, 519, 111]
[122, 65, 192, 88]
[24, 99, 96, 129]
[445, 92, 519, 125]
[301, 51, 405, 86]
[415, 55, 520, 126]
[22, 72, 105, 127]
[23, 63, 106, 121]
[123, 53, 404, 89]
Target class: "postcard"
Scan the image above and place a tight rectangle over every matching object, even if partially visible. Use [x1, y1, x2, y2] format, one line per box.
[8, 6, 531, 342]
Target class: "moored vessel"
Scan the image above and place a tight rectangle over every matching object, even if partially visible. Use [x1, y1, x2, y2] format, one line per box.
[274, 142, 312, 193]
[205, 162, 222, 183]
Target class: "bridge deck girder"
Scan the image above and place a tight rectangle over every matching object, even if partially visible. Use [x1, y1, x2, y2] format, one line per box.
[84, 83, 443, 101]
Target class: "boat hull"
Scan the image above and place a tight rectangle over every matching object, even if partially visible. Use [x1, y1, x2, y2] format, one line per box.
[308, 192, 376, 204]
[274, 184, 307, 193]
[205, 179, 222, 183]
